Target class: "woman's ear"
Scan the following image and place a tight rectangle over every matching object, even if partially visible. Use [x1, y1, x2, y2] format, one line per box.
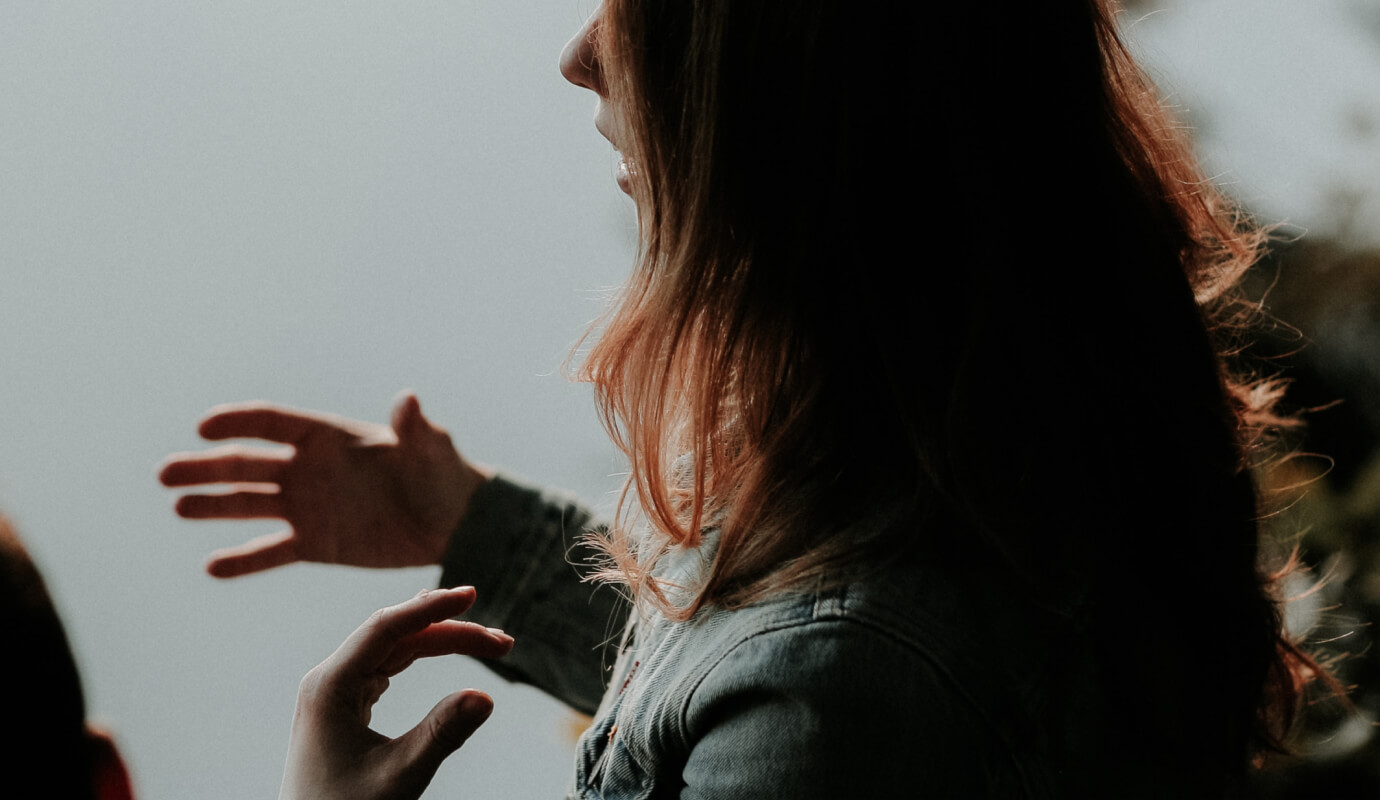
[87, 726, 134, 800]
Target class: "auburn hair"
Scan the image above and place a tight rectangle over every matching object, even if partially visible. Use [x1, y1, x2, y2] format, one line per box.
[577, 0, 1318, 768]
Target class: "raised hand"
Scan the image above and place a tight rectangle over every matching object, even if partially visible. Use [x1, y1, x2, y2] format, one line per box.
[159, 393, 490, 578]
[279, 586, 513, 800]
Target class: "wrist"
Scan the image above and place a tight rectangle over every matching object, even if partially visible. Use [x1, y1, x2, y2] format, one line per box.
[427, 460, 495, 565]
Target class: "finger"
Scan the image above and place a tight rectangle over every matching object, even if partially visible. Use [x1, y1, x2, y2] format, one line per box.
[158, 445, 291, 487]
[198, 402, 354, 444]
[206, 531, 300, 578]
[174, 489, 283, 520]
[334, 588, 480, 675]
[377, 621, 515, 676]
[395, 690, 494, 784]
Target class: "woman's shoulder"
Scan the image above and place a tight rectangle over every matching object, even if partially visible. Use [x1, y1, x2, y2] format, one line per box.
[686, 560, 1016, 729]
[615, 554, 1082, 797]
[687, 549, 1075, 686]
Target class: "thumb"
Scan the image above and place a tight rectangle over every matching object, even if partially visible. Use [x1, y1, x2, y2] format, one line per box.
[393, 393, 456, 456]
[390, 392, 432, 442]
[396, 691, 494, 782]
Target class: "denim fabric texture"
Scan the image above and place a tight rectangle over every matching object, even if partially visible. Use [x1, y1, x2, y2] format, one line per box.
[440, 475, 1110, 798]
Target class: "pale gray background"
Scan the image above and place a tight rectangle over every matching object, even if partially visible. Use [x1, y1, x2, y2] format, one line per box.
[0, 2, 629, 798]
[0, 1, 1375, 798]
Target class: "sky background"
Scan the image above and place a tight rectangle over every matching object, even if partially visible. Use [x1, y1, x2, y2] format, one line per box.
[1128, 0, 1380, 247]
[0, 2, 1375, 798]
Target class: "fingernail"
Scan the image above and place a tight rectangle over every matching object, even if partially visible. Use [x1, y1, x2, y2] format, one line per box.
[459, 693, 494, 720]
[486, 627, 514, 642]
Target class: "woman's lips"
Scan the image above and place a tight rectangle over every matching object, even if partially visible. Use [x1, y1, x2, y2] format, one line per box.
[596, 116, 632, 195]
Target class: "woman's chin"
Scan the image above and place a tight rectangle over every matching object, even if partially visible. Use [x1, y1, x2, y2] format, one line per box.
[616, 155, 634, 196]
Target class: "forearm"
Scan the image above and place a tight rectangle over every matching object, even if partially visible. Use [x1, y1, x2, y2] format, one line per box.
[439, 473, 627, 715]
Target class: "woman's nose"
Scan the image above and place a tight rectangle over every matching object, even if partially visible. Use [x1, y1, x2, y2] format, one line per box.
[560, 6, 606, 96]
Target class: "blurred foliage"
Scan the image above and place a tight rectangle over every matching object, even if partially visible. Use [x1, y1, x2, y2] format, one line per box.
[1114, 0, 1380, 792]
[1243, 240, 1380, 797]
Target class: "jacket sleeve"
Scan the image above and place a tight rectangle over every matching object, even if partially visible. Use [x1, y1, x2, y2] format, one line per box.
[437, 473, 629, 716]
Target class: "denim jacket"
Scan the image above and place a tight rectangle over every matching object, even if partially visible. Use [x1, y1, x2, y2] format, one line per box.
[440, 475, 1215, 799]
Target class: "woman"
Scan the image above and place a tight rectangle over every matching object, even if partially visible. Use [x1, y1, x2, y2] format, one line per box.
[162, 0, 1316, 796]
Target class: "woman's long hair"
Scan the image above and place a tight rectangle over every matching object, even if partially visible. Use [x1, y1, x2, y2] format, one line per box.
[578, 0, 1316, 770]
